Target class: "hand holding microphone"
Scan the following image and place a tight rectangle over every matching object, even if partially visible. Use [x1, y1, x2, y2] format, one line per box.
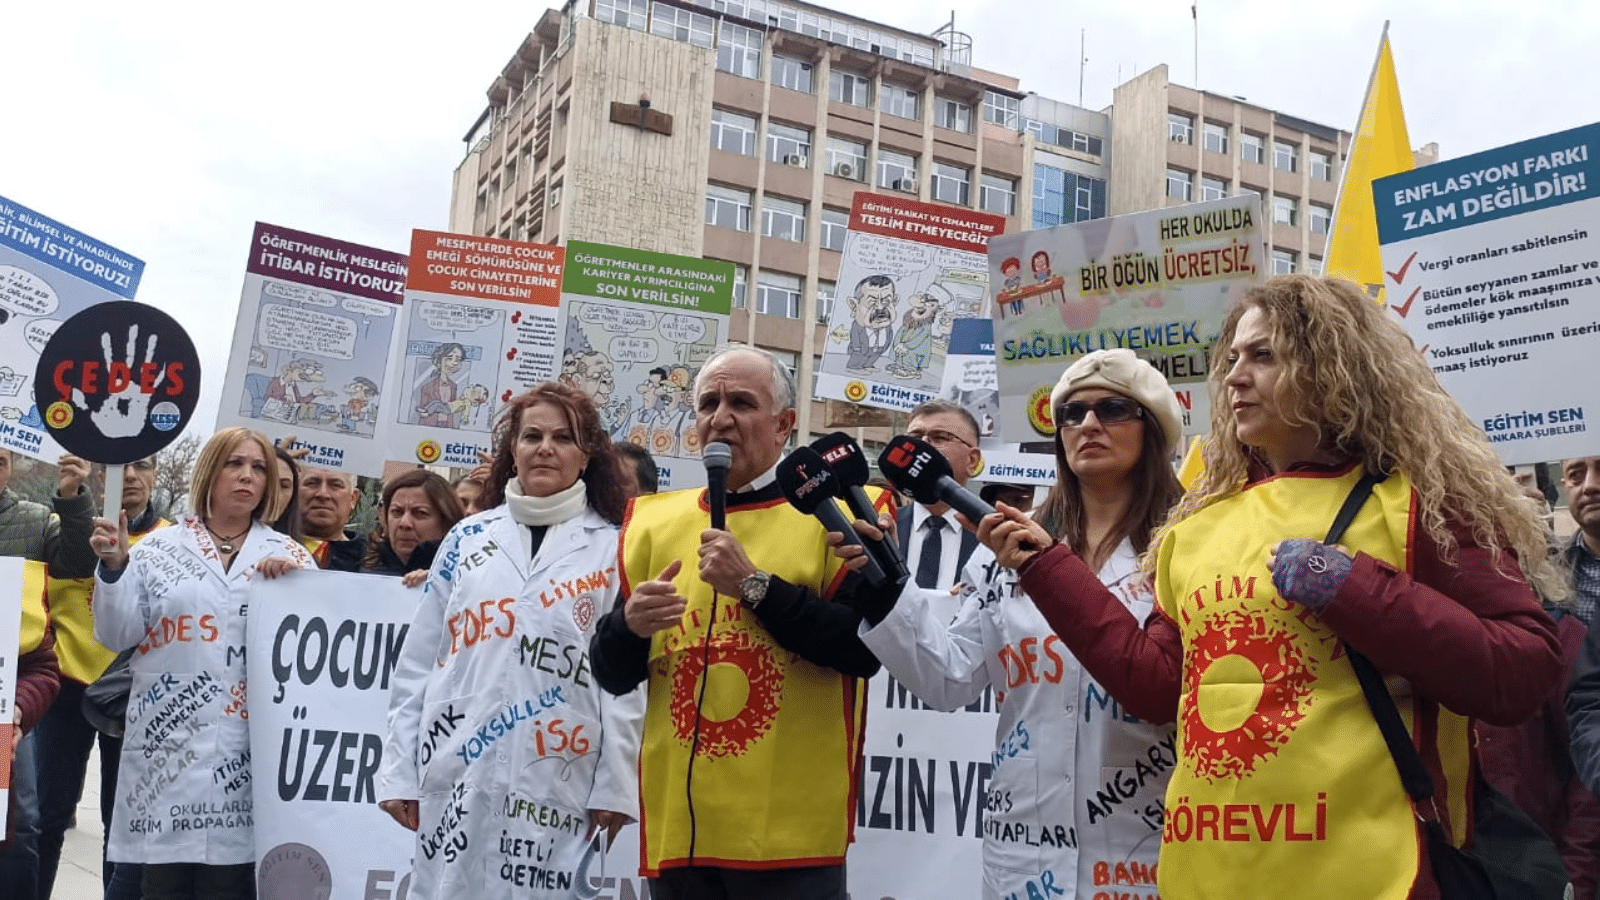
[877, 434, 1041, 559]
[777, 447, 894, 587]
[810, 432, 905, 575]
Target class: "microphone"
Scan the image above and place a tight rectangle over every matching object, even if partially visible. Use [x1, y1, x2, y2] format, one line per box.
[810, 432, 905, 573]
[776, 447, 891, 587]
[703, 441, 731, 530]
[878, 435, 1032, 550]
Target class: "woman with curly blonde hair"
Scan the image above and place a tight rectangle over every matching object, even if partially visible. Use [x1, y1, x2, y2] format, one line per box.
[976, 275, 1563, 900]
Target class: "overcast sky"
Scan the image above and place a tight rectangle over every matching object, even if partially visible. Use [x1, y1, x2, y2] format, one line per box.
[8, 0, 1595, 432]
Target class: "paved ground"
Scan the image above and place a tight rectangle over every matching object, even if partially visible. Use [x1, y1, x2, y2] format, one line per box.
[45, 743, 107, 900]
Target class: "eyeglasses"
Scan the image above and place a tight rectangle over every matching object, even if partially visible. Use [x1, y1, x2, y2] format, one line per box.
[1055, 397, 1145, 428]
[906, 427, 976, 449]
[126, 460, 156, 471]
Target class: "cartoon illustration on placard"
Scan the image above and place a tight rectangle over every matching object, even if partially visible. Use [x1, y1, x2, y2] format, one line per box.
[397, 300, 505, 434]
[561, 300, 718, 451]
[238, 281, 396, 437]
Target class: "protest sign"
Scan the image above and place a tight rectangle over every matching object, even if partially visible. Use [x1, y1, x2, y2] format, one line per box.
[988, 195, 1264, 443]
[817, 193, 1004, 413]
[941, 318, 1056, 487]
[0, 194, 143, 462]
[388, 230, 564, 469]
[220, 223, 406, 475]
[1373, 122, 1600, 464]
[560, 240, 731, 490]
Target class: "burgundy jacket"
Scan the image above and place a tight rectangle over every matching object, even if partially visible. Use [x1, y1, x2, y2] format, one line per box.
[5, 631, 60, 845]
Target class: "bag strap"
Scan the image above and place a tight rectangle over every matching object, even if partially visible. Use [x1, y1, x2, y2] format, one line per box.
[1329, 471, 1440, 807]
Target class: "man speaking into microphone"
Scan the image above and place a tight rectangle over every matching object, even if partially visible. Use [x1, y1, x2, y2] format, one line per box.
[590, 345, 903, 899]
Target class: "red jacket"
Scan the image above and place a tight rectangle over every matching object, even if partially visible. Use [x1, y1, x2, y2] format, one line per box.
[5, 631, 60, 845]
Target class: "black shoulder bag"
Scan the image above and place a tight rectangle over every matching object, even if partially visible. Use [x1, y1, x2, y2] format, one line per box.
[1328, 472, 1568, 900]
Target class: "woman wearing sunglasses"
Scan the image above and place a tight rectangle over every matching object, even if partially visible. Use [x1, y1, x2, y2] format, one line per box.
[854, 348, 1183, 900]
[980, 275, 1565, 900]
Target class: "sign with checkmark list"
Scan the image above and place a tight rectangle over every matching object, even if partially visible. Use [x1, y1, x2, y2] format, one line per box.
[1374, 121, 1600, 464]
[33, 300, 201, 464]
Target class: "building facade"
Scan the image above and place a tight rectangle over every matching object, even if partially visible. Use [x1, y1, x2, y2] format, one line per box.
[446, 0, 1111, 445]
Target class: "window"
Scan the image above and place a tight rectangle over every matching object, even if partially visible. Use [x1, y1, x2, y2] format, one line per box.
[771, 55, 814, 93]
[1271, 248, 1297, 275]
[1273, 140, 1298, 173]
[829, 70, 870, 107]
[934, 96, 973, 133]
[705, 184, 752, 231]
[816, 280, 836, 322]
[1032, 164, 1106, 228]
[710, 108, 757, 155]
[1240, 132, 1265, 164]
[1306, 256, 1324, 276]
[980, 173, 1016, 216]
[877, 149, 918, 192]
[881, 84, 920, 120]
[766, 347, 799, 383]
[549, 182, 562, 208]
[1309, 203, 1332, 235]
[820, 207, 849, 252]
[765, 122, 811, 166]
[595, 0, 647, 29]
[1166, 168, 1193, 202]
[731, 263, 748, 308]
[650, 3, 713, 46]
[761, 195, 806, 243]
[1310, 150, 1334, 182]
[984, 91, 1019, 129]
[1271, 195, 1297, 227]
[1200, 175, 1227, 202]
[1203, 121, 1229, 154]
[824, 136, 866, 180]
[1168, 112, 1194, 144]
[931, 162, 971, 206]
[756, 270, 802, 318]
[716, 22, 762, 78]
[1024, 120, 1104, 157]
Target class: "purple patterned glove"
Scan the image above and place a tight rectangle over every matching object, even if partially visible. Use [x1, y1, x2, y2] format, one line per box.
[1271, 539, 1353, 614]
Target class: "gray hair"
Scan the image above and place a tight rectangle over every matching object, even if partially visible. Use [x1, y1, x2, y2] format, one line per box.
[695, 344, 796, 412]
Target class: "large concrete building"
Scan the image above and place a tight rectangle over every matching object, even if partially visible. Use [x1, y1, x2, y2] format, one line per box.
[446, 0, 1110, 445]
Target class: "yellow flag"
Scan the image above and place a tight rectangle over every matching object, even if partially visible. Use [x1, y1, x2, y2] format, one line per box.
[1177, 435, 1206, 489]
[1326, 26, 1413, 304]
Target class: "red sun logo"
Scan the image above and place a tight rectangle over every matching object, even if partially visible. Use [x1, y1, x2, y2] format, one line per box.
[1179, 608, 1317, 782]
[669, 628, 784, 758]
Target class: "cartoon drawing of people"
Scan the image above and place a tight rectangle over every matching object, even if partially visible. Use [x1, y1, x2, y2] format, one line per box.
[560, 349, 628, 434]
[845, 275, 897, 373]
[265, 358, 333, 422]
[621, 366, 671, 444]
[339, 377, 380, 433]
[416, 342, 466, 428]
[1000, 257, 1023, 293]
[887, 290, 941, 380]
[1031, 250, 1054, 283]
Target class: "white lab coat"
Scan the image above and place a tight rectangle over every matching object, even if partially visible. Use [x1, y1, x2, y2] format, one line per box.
[380, 504, 641, 900]
[861, 540, 1174, 899]
[93, 516, 314, 864]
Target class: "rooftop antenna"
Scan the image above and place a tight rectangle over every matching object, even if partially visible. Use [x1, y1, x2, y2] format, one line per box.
[1079, 29, 1086, 106]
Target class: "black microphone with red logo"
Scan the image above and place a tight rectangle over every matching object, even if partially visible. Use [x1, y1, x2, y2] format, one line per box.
[777, 446, 891, 586]
[810, 431, 905, 574]
[878, 434, 1036, 549]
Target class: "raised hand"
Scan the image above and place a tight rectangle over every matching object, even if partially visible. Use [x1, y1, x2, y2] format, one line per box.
[72, 325, 163, 439]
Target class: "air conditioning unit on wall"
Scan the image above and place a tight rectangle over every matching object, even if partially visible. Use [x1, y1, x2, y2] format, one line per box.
[784, 154, 807, 166]
[893, 179, 917, 193]
[833, 162, 855, 179]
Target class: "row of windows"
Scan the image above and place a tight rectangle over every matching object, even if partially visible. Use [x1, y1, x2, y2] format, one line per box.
[705, 186, 853, 248]
[717, 263, 837, 321]
[1167, 112, 1335, 180]
[709, 108, 1020, 214]
[1271, 248, 1324, 276]
[1033, 164, 1107, 229]
[1164, 169, 1332, 233]
[686, 0, 939, 68]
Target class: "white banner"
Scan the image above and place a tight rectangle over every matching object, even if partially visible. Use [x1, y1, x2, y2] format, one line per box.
[0, 557, 23, 832]
[1373, 122, 1600, 464]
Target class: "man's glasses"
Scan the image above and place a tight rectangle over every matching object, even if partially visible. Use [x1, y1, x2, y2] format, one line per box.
[907, 427, 976, 449]
[1055, 397, 1145, 428]
[125, 460, 156, 471]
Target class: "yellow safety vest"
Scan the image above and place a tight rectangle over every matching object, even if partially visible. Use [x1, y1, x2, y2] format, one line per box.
[20, 559, 49, 654]
[622, 487, 878, 874]
[1152, 467, 1468, 900]
[47, 518, 170, 683]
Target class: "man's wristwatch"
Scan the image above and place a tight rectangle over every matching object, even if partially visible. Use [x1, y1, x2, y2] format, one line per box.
[739, 570, 771, 609]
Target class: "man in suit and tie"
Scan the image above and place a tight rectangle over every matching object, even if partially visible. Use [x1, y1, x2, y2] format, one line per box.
[899, 401, 982, 612]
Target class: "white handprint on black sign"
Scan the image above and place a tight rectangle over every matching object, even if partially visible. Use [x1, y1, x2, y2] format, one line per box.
[72, 325, 164, 439]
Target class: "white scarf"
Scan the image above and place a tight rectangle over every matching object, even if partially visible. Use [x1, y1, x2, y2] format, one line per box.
[505, 478, 587, 526]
